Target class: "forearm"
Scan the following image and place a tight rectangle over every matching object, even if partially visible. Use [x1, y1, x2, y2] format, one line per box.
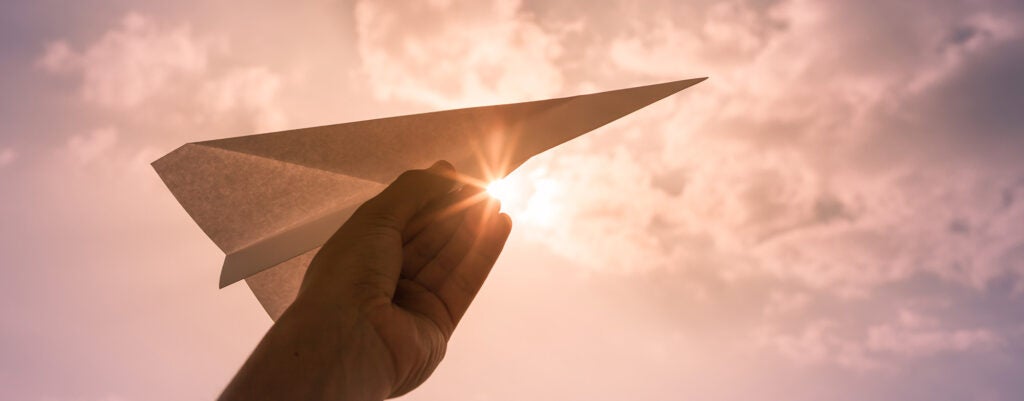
[219, 303, 396, 401]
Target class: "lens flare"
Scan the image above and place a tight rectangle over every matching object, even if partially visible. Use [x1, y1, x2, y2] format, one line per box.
[486, 178, 512, 202]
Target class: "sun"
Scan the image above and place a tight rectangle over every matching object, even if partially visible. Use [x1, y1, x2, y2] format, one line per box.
[485, 178, 513, 202]
[483, 174, 561, 225]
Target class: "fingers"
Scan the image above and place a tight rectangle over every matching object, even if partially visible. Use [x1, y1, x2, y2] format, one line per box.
[411, 195, 511, 328]
[436, 211, 511, 326]
[400, 187, 480, 278]
[351, 161, 458, 231]
[306, 161, 458, 305]
[412, 197, 492, 292]
[401, 186, 467, 243]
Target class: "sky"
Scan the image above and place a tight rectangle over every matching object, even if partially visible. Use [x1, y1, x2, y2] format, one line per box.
[2, 0, 1024, 400]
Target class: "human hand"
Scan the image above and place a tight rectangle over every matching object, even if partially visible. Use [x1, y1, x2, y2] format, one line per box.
[220, 161, 512, 401]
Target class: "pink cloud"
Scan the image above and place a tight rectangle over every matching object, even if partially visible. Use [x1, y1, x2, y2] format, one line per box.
[758, 308, 1003, 371]
[353, 0, 566, 108]
[755, 319, 880, 371]
[754, 167, 1024, 294]
[37, 12, 289, 133]
[12, 2, 1024, 398]
[345, 0, 1024, 375]
[0, 147, 17, 167]
[199, 66, 287, 131]
[38, 13, 212, 109]
[66, 127, 118, 164]
[473, 0, 1024, 298]
[763, 290, 811, 317]
[867, 322, 1002, 358]
[341, 0, 1024, 316]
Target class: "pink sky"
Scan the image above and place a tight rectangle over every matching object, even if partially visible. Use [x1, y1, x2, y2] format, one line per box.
[2, 1, 1024, 400]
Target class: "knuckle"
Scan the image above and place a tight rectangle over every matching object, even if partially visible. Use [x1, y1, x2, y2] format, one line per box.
[436, 247, 466, 272]
[352, 204, 404, 232]
[409, 241, 436, 267]
[396, 169, 427, 185]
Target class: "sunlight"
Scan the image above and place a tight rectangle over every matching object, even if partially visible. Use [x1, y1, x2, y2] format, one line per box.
[486, 178, 513, 202]
[477, 163, 566, 224]
[520, 177, 560, 226]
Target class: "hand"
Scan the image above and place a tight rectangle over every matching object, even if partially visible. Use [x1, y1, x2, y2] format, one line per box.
[220, 161, 512, 401]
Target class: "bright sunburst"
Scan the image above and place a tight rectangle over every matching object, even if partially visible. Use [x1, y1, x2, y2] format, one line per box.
[485, 178, 513, 202]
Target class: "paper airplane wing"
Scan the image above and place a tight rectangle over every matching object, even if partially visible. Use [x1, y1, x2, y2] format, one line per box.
[152, 77, 705, 319]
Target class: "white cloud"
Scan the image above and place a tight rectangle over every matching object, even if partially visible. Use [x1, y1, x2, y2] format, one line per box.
[753, 167, 1024, 294]
[37, 40, 75, 73]
[867, 321, 1001, 358]
[753, 319, 999, 372]
[38, 12, 289, 133]
[763, 290, 811, 317]
[353, 0, 565, 108]
[758, 308, 1003, 370]
[0, 147, 17, 167]
[609, 0, 765, 79]
[342, 0, 1024, 314]
[38, 13, 212, 109]
[67, 127, 118, 164]
[199, 66, 287, 131]
[9, 1, 1024, 396]
[411, 1, 1024, 374]
[755, 320, 880, 371]
[487, 0, 1024, 297]
[501, 149, 677, 273]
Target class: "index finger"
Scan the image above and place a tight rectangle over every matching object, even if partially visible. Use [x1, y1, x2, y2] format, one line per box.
[352, 160, 458, 230]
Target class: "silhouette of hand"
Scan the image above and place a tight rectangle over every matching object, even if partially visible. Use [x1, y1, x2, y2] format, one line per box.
[220, 161, 511, 401]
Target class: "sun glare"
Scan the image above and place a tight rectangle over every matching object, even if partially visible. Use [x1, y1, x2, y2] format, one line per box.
[486, 178, 512, 202]
[481, 172, 563, 225]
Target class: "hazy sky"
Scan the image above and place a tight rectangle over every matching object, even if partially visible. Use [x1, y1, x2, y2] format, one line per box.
[2, 0, 1024, 400]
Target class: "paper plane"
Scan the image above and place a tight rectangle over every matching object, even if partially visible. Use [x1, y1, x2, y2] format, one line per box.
[153, 78, 705, 319]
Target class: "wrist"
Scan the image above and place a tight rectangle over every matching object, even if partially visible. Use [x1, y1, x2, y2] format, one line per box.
[220, 298, 397, 401]
[277, 299, 398, 400]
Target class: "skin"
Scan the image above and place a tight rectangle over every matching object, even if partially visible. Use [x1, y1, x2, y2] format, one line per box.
[220, 160, 512, 401]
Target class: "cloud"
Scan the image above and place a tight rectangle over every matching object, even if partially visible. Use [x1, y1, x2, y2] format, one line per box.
[763, 290, 811, 317]
[38, 12, 288, 132]
[905, 11, 1020, 94]
[0, 147, 17, 167]
[38, 13, 212, 109]
[495, 0, 1024, 295]
[608, 0, 766, 78]
[353, 0, 566, 108]
[7, 1, 1023, 397]
[345, 0, 1024, 302]
[67, 128, 118, 164]
[500, 149, 677, 272]
[867, 323, 1001, 358]
[757, 309, 1002, 370]
[755, 319, 880, 371]
[351, 0, 1024, 373]
[753, 167, 1024, 294]
[199, 66, 287, 131]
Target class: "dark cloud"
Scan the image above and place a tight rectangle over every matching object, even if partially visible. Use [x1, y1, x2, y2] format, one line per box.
[918, 39, 1024, 152]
